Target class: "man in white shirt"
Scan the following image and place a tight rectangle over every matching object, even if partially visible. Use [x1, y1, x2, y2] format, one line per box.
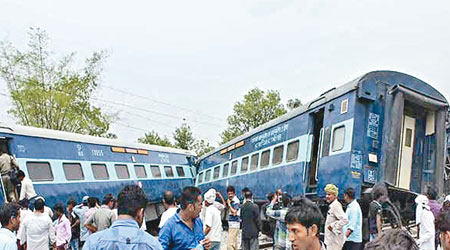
[159, 191, 178, 229]
[415, 195, 435, 250]
[0, 202, 21, 250]
[203, 189, 224, 250]
[20, 198, 56, 250]
[17, 170, 37, 201]
[17, 199, 33, 247]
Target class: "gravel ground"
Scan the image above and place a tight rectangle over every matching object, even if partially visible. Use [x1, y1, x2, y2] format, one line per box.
[219, 230, 273, 250]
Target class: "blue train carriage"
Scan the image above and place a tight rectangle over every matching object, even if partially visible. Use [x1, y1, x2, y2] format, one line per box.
[196, 70, 448, 219]
[0, 124, 196, 224]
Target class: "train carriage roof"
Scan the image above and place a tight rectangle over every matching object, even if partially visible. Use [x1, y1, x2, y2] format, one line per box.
[201, 70, 448, 160]
[0, 123, 195, 155]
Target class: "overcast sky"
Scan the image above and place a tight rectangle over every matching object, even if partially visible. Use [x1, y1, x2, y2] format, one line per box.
[1, 0, 449, 146]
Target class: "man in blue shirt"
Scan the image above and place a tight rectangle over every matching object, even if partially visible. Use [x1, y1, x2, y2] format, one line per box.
[82, 185, 163, 250]
[343, 188, 362, 250]
[159, 186, 211, 250]
[0, 202, 21, 250]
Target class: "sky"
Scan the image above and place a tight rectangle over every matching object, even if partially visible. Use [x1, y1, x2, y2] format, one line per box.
[1, 0, 450, 147]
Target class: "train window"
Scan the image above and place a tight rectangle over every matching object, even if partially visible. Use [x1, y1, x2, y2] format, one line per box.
[164, 166, 174, 177]
[205, 169, 211, 182]
[250, 154, 259, 171]
[115, 164, 130, 179]
[134, 165, 147, 178]
[332, 126, 345, 152]
[241, 157, 249, 173]
[198, 172, 204, 184]
[213, 166, 220, 179]
[91, 164, 109, 180]
[287, 140, 299, 162]
[405, 128, 413, 147]
[261, 150, 270, 168]
[223, 163, 229, 177]
[27, 162, 54, 182]
[273, 145, 284, 165]
[63, 163, 84, 181]
[151, 165, 161, 178]
[231, 161, 238, 175]
[176, 166, 185, 177]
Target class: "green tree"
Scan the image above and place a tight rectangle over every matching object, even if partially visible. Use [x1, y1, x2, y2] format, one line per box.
[287, 98, 302, 111]
[138, 131, 173, 147]
[173, 123, 195, 150]
[220, 88, 287, 143]
[192, 139, 215, 157]
[0, 28, 113, 136]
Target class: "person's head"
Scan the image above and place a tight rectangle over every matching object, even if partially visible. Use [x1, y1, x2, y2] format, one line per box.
[267, 193, 275, 202]
[0, 202, 21, 231]
[94, 197, 100, 206]
[34, 198, 45, 212]
[163, 191, 176, 207]
[438, 210, 450, 250]
[364, 229, 418, 250]
[53, 203, 64, 218]
[102, 194, 116, 209]
[17, 170, 25, 181]
[82, 196, 89, 206]
[325, 184, 338, 203]
[344, 187, 355, 203]
[286, 198, 324, 250]
[444, 201, 450, 212]
[276, 188, 283, 196]
[372, 183, 388, 203]
[227, 186, 236, 199]
[244, 190, 253, 200]
[67, 198, 76, 210]
[117, 185, 148, 226]
[427, 188, 438, 201]
[281, 193, 292, 207]
[180, 186, 202, 219]
[18, 199, 29, 209]
[88, 197, 97, 208]
[204, 189, 216, 206]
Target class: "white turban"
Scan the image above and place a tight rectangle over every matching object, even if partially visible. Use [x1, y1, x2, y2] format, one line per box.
[415, 195, 429, 225]
[204, 189, 216, 204]
[445, 195, 450, 203]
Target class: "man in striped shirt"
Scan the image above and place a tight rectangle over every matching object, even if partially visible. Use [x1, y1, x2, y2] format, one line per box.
[265, 193, 291, 250]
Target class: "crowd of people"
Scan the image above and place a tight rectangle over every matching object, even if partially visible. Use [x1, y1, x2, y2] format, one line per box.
[3, 167, 450, 250]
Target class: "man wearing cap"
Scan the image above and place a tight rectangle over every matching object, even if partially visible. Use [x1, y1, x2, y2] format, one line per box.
[324, 184, 348, 250]
[202, 189, 224, 250]
[73, 196, 89, 248]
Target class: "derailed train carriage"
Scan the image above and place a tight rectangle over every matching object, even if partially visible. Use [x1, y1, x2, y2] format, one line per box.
[0, 124, 196, 230]
[196, 70, 449, 223]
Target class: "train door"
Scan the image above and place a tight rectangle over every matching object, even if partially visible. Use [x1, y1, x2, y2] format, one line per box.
[308, 108, 324, 191]
[397, 115, 415, 190]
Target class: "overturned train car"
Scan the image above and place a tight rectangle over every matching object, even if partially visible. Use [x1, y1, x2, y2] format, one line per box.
[0, 125, 196, 229]
[196, 70, 449, 221]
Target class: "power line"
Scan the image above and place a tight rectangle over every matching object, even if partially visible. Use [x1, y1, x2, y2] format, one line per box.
[1, 91, 220, 141]
[99, 85, 226, 122]
[2, 84, 224, 127]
